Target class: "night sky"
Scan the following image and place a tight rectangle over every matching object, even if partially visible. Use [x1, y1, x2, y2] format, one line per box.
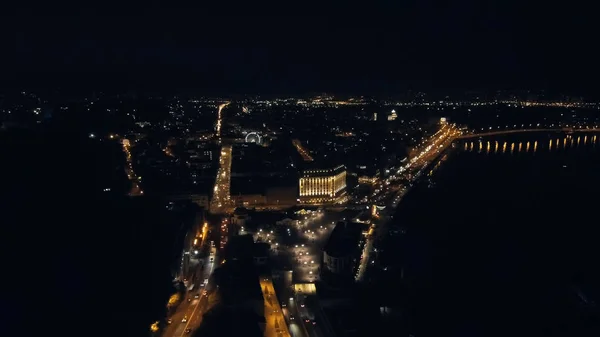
[1, 3, 597, 94]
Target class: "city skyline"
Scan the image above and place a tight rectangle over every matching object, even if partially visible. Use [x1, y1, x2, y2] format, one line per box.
[3, 6, 600, 337]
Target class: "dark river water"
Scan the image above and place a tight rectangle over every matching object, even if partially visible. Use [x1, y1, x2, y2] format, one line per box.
[389, 132, 600, 337]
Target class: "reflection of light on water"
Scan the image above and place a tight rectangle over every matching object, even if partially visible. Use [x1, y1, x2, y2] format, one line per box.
[465, 134, 600, 155]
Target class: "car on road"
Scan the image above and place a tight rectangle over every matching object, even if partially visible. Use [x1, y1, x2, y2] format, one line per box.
[182, 316, 188, 323]
[167, 318, 172, 325]
[185, 328, 192, 334]
[194, 293, 199, 299]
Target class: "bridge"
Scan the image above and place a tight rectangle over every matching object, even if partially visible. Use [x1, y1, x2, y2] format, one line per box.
[459, 127, 600, 139]
[460, 133, 599, 154]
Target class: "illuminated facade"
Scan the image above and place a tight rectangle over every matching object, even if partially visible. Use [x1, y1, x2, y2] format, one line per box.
[387, 109, 397, 121]
[299, 165, 347, 204]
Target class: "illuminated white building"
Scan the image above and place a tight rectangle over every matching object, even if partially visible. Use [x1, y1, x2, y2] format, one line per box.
[299, 165, 347, 204]
[387, 109, 397, 121]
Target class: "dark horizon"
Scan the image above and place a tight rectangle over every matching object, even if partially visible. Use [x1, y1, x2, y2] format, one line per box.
[1, 5, 598, 96]
[1, 75, 595, 99]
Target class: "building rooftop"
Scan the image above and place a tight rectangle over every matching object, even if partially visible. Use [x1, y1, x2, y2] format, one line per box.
[196, 304, 264, 337]
[323, 221, 364, 258]
[213, 259, 263, 306]
[224, 234, 255, 262]
[230, 176, 267, 195]
[302, 164, 346, 177]
[253, 242, 270, 257]
[231, 175, 296, 196]
[233, 207, 249, 216]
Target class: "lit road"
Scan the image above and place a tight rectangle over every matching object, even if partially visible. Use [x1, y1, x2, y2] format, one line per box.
[261, 277, 292, 337]
[358, 123, 600, 282]
[215, 102, 230, 138]
[210, 144, 234, 214]
[292, 139, 314, 162]
[358, 123, 460, 280]
[365, 123, 460, 206]
[121, 138, 144, 196]
[406, 123, 461, 169]
[162, 253, 219, 337]
[213, 100, 232, 215]
[355, 226, 375, 282]
[291, 290, 332, 337]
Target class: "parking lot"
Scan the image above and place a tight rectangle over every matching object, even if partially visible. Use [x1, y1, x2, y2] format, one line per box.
[250, 209, 355, 283]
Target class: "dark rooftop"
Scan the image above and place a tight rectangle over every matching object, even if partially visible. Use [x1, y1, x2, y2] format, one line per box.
[253, 242, 270, 257]
[195, 304, 263, 337]
[212, 259, 263, 306]
[233, 207, 249, 216]
[230, 175, 296, 196]
[230, 176, 266, 195]
[323, 221, 364, 258]
[224, 234, 255, 262]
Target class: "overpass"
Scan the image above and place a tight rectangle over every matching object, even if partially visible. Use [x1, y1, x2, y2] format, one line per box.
[459, 127, 600, 139]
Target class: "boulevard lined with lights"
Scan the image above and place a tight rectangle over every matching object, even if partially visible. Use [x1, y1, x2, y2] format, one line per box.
[121, 138, 144, 196]
[215, 102, 230, 138]
[210, 144, 234, 214]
